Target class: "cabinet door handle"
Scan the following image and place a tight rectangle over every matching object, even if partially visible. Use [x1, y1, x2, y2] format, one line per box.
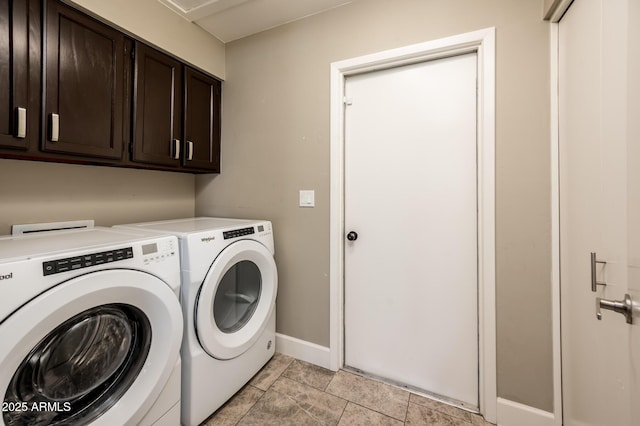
[187, 141, 194, 161]
[172, 139, 181, 160]
[16, 108, 27, 139]
[49, 113, 59, 142]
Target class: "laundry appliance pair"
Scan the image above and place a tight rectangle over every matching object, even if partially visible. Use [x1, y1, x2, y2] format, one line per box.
[0, 217, 277, 426]
[116, 217, 277, 426]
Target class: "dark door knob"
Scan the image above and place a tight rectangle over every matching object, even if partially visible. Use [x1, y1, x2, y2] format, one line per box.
[346, 231, 358, 241]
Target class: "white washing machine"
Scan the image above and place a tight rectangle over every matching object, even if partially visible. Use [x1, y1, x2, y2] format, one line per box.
[0, 227, 183, 426]
[115, 217, 277, 426]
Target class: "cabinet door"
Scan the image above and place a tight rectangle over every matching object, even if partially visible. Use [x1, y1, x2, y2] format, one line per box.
[44, 0, 126, 159]
[132, 42, 182, 167]
[0, 0, 37, 150]
[183, 67, 221, 172]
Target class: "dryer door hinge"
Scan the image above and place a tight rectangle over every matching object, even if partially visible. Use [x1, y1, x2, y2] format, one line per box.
[343, 97, 353, 106]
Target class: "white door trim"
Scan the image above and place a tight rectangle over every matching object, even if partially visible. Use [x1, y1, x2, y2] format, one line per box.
[550, 2, 591, 423]
[329, 27, 496, 423]
[549, 22, 564, 426]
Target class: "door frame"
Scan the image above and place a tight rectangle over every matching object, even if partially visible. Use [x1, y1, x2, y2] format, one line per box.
[329, 28, 496, 423]
[550, 19, 563, 426]
[549, 1, 585, 425]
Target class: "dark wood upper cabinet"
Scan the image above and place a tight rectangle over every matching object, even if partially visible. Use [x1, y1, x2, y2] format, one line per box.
[132, 42, 182, 168]
[183, 67, 221, 172]
[0, 0, 221, 173]
[43, 0, 128, 159]
[0, 0, 39, 150]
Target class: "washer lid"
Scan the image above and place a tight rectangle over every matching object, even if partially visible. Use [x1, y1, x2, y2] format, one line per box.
[195, 240, 277, 360]
[0, 269, 182, 426]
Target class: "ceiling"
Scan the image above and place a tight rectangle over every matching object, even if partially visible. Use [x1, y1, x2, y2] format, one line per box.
[159, 0, 353, 43]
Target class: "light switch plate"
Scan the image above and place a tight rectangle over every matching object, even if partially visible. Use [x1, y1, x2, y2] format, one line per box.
[299, 190, 315, 207]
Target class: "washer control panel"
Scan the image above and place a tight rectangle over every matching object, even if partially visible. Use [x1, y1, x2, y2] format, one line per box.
[43, 247, 134, 276]
[223, 226, 255, 240]
[141, 238, 177, 265]
[41, 238, 177, 275]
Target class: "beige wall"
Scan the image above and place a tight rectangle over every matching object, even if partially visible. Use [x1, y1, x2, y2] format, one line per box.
[196, 0, 553, 413]
[0, 159, 195, 235]
[68, 0, 226, 78]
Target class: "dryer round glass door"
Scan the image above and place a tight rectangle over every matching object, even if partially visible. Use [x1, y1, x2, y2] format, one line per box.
[0, 269, 182, 426]
[196, 240, 277, 360]
[214, 260, 262, 333]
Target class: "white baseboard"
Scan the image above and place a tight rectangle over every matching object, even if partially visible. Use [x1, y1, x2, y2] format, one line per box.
[497, 398, 556, 426]
[275, 333, 332, 370]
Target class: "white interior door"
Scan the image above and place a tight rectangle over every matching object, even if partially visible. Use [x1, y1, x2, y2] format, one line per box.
[559, 0, 640, 424]
[344, 53, 478, 409]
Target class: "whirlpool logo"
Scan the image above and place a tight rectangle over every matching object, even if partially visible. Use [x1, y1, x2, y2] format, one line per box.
[201, 236, 216, 243]
[0, 272, 13, 281]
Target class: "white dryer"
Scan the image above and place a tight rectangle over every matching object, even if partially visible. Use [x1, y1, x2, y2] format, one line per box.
[0, 227, 183, 426]
[115, 217, 277, 426]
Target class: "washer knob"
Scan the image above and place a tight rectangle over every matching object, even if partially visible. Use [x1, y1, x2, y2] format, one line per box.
[346, 231, 358, 241]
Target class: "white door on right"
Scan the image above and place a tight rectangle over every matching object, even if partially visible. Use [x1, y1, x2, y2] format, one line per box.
[559, 0, 640, 424]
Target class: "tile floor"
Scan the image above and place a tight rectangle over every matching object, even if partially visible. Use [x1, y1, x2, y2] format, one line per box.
[202, 353, 494, 425]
